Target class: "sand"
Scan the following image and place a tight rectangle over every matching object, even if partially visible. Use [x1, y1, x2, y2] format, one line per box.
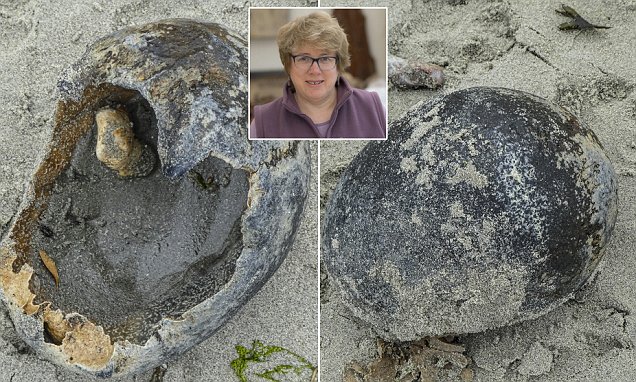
[320, 0, 636, 381]
[0, 0, 317, 381]
[1, 0, 635, 381]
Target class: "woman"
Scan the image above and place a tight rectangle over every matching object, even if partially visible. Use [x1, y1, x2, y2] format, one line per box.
[250, 11, 386, 139]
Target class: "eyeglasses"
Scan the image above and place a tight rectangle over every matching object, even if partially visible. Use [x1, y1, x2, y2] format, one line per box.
[291, 55, 338, 71]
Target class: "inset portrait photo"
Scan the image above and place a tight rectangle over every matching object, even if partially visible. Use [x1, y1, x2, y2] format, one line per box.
[249, 7, 388, 140]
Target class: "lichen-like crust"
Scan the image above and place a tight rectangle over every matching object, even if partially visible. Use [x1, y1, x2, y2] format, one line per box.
[323, 87, 618, 341]
[0, 19, 311, 378]
[57, 18, 249, 179]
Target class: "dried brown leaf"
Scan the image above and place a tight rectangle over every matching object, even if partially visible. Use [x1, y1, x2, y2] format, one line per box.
[39, 250, 59, 287]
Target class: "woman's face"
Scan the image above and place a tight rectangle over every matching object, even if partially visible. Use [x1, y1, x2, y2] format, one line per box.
[288, 45, 339, 106]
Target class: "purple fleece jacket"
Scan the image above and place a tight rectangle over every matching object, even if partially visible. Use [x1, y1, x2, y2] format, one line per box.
[250, 77, 386, 139]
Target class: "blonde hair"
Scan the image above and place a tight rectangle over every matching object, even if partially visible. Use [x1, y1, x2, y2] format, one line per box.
[277, 11, 351, 73]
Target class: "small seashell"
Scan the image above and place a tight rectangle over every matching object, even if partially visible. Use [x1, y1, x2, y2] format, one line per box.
[95, 107, 155, 177]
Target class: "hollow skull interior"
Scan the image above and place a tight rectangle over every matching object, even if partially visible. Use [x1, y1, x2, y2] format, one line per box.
[30, 90, 248, 344]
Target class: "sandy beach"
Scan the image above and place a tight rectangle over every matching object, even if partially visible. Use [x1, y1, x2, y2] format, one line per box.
[321, 0, 636, 381]
[0, 1, 317, 381]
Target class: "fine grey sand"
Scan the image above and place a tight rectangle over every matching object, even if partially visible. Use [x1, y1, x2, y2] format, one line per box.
[0, 0, 317, 381]
[320, 0, 636, 381]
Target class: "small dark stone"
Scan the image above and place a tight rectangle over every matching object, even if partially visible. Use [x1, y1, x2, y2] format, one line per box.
[323, 87, 617, 341]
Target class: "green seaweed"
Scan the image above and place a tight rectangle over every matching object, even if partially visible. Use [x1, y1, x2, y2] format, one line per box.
[231, 340, 316, 382]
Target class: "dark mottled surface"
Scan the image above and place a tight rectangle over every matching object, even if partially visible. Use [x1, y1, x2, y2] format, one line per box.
[59, 19, 248, 179]
[323, 87, 618, 340]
